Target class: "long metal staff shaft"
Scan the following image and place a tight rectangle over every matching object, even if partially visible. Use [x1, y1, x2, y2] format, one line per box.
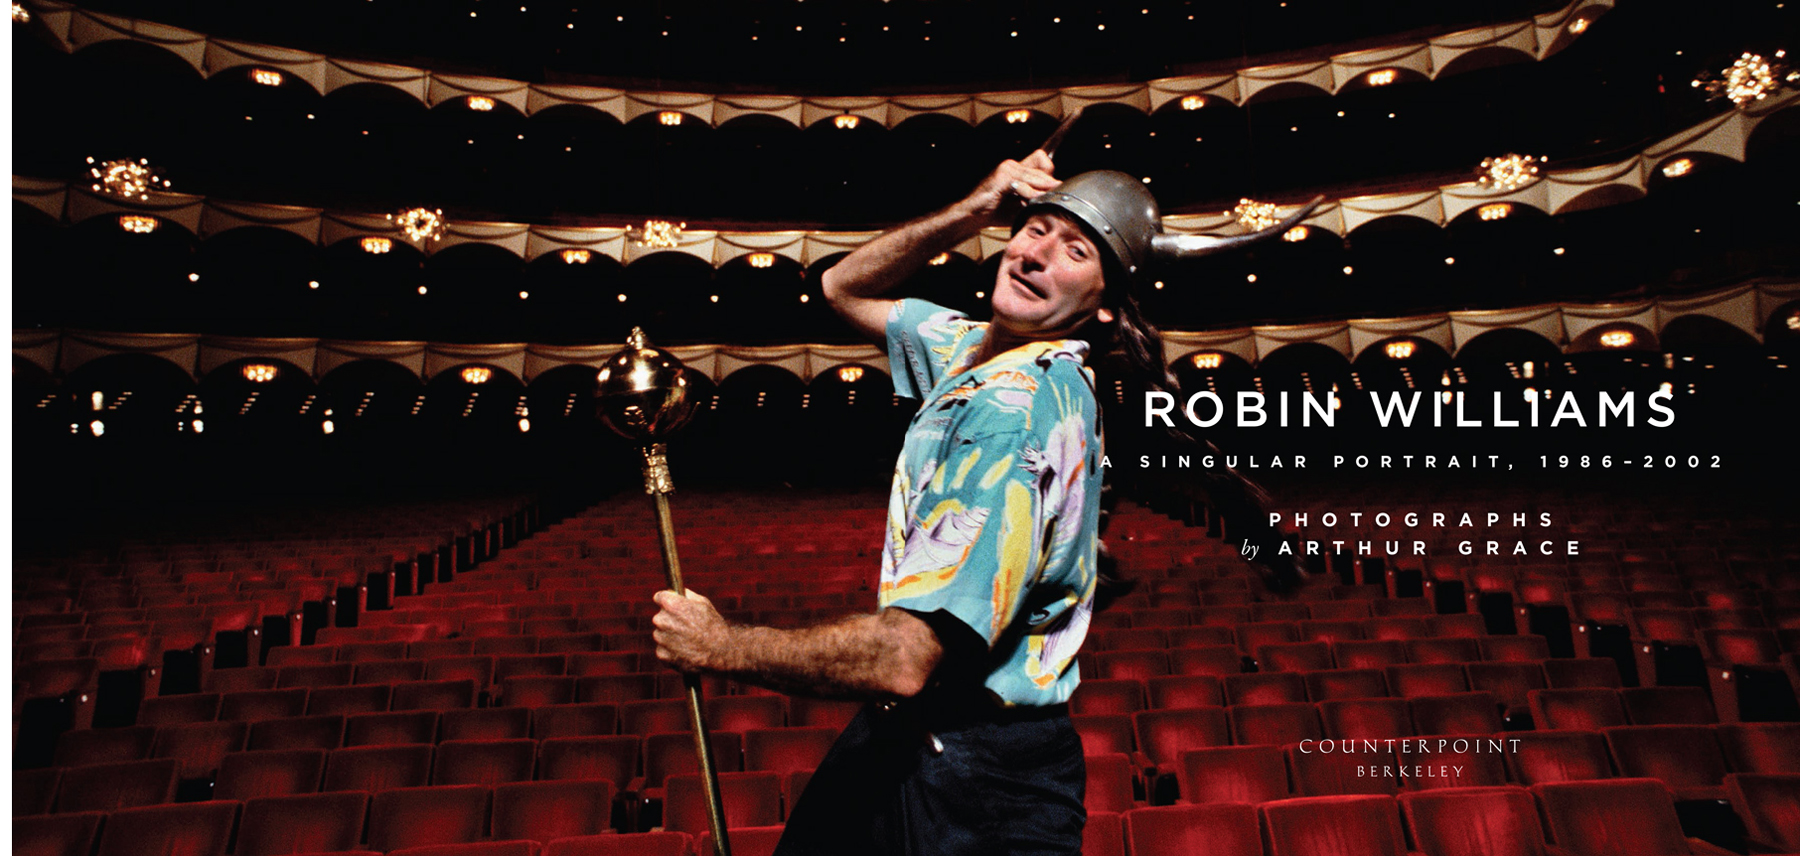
[643, 444, 731, 856]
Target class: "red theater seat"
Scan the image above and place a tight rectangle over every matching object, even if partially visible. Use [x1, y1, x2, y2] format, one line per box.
[236, 791, 371, 856]
[1528, 688, 1628, 731]
[1542, 657, 1624, 689]
[1072, 714, 1136, 756]
[1083, 752, 1136, 813]
[1398, 786, 1547, 856]
[1235, 622, 1301, 658]
[215, 748, 328, 800]
[1726, 773, 1800, 854]
[368, 784, 491, 852]
[532, 703, 620, 740]
[1603, 724, 1730, 801]
[53, 724, 157, 767]
[152, 720, 249, 781]
[1409, 692, 1503, 736]
[278, 663, 355, 689]
[1259, 641, 1334, 673]
[1174, 745, 1288, 804]
[389, 843, 539, 856]
[1507, 730, 1615, 786]
[1320, 698, 1413, 741]
[345, 710, 440, 746]
[1260, 794, 1417, 856]
[1619, 686, 1718, 724]
[704, 695, 787, 732]
[785, 697, 861, 731]
[14, 812, 103, 856]
[392, 678, 478, 711]
[1084, 810, 1124, 856]
[94, 800, 239, 856]
[1287, 742, 1400, 796]
[1133, 708, 1230, 771]
[137, 693, 222, 726]
[1405, 637, 1480, 664]
[1167, 645, 1243, 677]
[323, 743, 434, 792]
[1230, 703, 1321, 746]
[1366, 617, 1432, 642]
[1384, 664, 1469, 698]
[744, 727, 838, 776]
[1223, 672, 1308, 706]
[1478, 635, 1551, 662]
[1333, 640, 1408, 671]
[663, 772, 784, 835]
[1399, 735, 1508, 789]
[1716, 723, 1800, 774]
[249, 713, 346, 750]
[1123, 802, 1261, 856]
[493, 779, 616, 841]
[307, 683, 392, 716]
[543, 832, 690, 856]
[537, 736, 640, 792]
[643, 731, 745, 794]
[1532, 778, 1718, 856]
[1071, 679, 1147, 715]
[441, 706, 534, 741]
[498, 676, 577, 709]
[433, 738, 538, 786]
[620, 699, 692, 735]
[221, 688, 311, 722]
[1145, 675, 1223, 709]
[1093, 650, 1171, 681]
[353, 659, 428, 685]
[1305, 669, 1389, 702]
[15, 769, 61, 816]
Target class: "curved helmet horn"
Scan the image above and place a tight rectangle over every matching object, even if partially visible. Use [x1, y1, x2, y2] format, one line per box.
[1151, 195, 1326, 259]
[1018, 170, 1326, 280]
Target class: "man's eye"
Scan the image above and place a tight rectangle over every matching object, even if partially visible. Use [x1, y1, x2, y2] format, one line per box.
[1069, 245, 1088, 260]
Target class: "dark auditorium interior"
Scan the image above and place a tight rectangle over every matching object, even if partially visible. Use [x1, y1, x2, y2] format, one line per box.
[10, 0, 1800, 853]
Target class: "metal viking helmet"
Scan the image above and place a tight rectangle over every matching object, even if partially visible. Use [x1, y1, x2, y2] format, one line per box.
[1018, 170, 1324, 280]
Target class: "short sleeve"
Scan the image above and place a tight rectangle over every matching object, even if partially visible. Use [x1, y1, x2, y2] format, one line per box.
[880, 426, 1041, 649]
[885, 298, 972, 401]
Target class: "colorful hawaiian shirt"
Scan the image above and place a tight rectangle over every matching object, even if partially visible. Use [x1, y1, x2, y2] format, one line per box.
[881, 298, 1104, 707]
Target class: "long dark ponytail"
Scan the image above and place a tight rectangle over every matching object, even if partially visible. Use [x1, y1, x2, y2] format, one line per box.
[1081, 274, 1305, 594]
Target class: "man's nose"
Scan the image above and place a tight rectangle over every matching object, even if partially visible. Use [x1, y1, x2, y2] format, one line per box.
[1016, 233, 1053, 267]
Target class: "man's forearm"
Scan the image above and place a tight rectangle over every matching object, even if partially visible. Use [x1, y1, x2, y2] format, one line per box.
[820, 200, 985, 302]
[707, 608, 942, 700]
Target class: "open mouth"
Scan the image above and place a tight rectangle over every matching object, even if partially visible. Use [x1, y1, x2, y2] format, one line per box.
[1009, 272, 1047, 300]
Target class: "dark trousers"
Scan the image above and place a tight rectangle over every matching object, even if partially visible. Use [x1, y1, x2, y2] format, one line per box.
[773, 698, 1086, 856]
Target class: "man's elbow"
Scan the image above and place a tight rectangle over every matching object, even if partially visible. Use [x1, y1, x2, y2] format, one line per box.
[819, 264, 847, 307]
[879, 612, 944, 699]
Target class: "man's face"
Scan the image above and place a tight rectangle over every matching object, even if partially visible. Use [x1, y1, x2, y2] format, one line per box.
[991, 212, 1115, 339]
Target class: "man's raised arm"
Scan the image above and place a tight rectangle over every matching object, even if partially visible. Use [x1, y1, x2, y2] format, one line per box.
[820, 151, 1060, 343]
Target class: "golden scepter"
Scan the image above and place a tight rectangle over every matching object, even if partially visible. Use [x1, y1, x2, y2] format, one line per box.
[595, 327, 730, 856]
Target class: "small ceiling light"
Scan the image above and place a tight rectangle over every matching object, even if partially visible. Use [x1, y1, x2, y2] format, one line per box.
[466, 95, 496, 111]
[1693, 52, 1797, 106]
[1283, 225, 1309, 242]
[361, 236, 393, 254]
[838, 366, 865, 383]
[1385, 341, 1416, 359]
[518, 417, 531, 432]
[251, 68, 283, 86]
[561, 248, 591, 264]
[634, 220, 684, 249]
[1786, 311, 1800, 330]
[389, 207, 446, 242]
[1365, 68, 1398, 86]
[928, 252, 950, 266]
[658, 111, 684, 126]
[975, 290, 987, 298]
[417, 285, 428, 295]
[462, 366, 493, 384]
[1523, 361, 1535, 379]
[119, 215, 158, 234]
[187, 272, 200, 282]
[1478, 203, 1514, 221]
[748, 253, 776, 268]
[1445, 257, 1456, 265]
[1192, 352, 1223, 370]
[1005, 109, 1032, 124]
[1152, 281, 1164, 290]
[13, 3, 29, 23]
[1568, 17, 1589, 33]
[1553, 246, 1567, 255]
[834, 114, 860, 130]
[1342, 265, 1354, 275]
[1246, 274, 1258, 283]
[308, 280, 320, 289]
[192, 420, 204, 433]
[1662, 158, 1694, 178]
[617, 293, 628, 302]
[91, 391, 105, 411]
[90, 420, 105, 437]
[1180, 95, 1206, 110]
[1234, 198, 1281, 231]
[88, 158, 169, 200]
[799, 294, 811, 303]
[1477, 153, 1545, 192]
[322, 420, 335, 434]
[242, 364, 278, 383]
[709, 295, 719, 303]
[1599, 330, 1636, 348]
[519, 291, 529, 299]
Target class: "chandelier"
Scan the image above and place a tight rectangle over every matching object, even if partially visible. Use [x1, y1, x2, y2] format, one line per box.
[1233, 198, 1281, 232]
[1692, 51, 1796, 106]
[389, 207, 446, 243]
[633, 220, 685, 249]
[88, 157, 170, 200]
[1476, 154, 1544, 192]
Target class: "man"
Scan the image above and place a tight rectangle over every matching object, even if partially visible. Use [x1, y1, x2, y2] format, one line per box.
[651, 152, 1311, 854]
